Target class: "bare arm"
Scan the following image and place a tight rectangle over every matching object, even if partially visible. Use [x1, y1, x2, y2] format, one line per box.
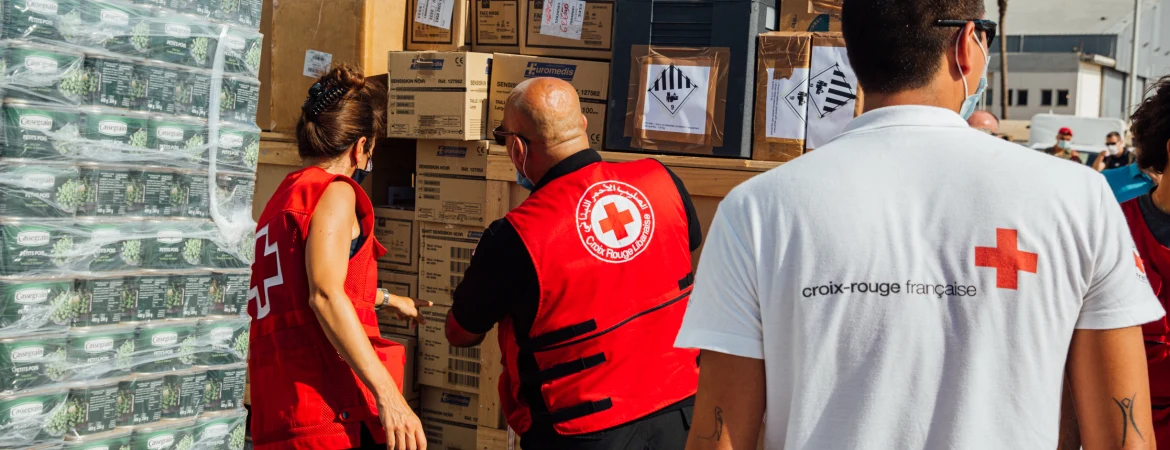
[1067, 326, 1156, 450]
[306, 182, 423, 450]
[685, 350, 766, 450]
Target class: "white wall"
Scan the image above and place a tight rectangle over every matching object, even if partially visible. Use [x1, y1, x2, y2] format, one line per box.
[1076, 62, 1103, 117]
[987, 71, 1079, 119]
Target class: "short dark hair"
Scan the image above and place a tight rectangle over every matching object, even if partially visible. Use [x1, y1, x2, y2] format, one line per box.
[842, 0, 985, 94]
[1133, 76, 1170, 173]
[1106, 131, 1122, 140]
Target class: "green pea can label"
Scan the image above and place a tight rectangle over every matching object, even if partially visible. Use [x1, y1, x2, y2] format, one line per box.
[62, 428, 133, 449]
[78, 165, 131, 218]
[0, 163, 82, 218]
[225, 76, 259, 126]
[117, 373, 164, 427]
[196, 317, 248, 365]
[66, 325, 135, 380]
[71, 276, 126, 328]
[161, 369, 205, 419]
[222, 27, 262, 77]
[216, 124, 260, 173]
[204, 231, 250, 270]
[138, 62, 181, 115]
[134, 320, 197, 372]
[0, 221, 76, 276]
[236, 0, 261, 29]
[126, 169, 180, 218]
[151, 12, 217, 69]
[1, 102, 86, 160]
[2, 44, 89, 105]
[87, 55, 137, 109]
[174, 68, 211, 119]
[0, 388, 68, 447]
[166, 272, 210, 319]
[130, 419, 195, 450]
[0, 278, 72, 336]
[120, 272, 170, 322]
[208, 270, 248, 316]
[85, 0, 149, 57]
[148, 116, 208, 167]
[0, 333, 68, 392]
[141, 222, 206, 269]
[2, 0, 79, 43]
[178, 170, 210, 219]
[84, 109, 150, 151]
[201, 364, 245, 412]
[214, 172, 254, 216]
[194, 410, 247, 450]
[65, 379, 120, 435]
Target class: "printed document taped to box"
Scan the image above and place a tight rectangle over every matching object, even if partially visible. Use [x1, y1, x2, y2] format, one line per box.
[765, 67, 810, 140]
[416, 0, 455, 29]
[806, 44, 858, 148]
[303, 50, 333, 78]
[539, 0, 586, 40]
[642, 64, 710, 136]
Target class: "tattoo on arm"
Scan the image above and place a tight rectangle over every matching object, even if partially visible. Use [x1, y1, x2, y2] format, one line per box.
[1112, 393, 1145, 445]
[698, 407, 724, 441]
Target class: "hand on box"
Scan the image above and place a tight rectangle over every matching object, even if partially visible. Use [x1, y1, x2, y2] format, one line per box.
[377, 288, 432, 327]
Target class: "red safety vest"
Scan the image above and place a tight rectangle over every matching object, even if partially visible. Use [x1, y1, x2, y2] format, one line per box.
[499, 159, 699, 436]
[248, 166, 405, 450]
[1120, 199, 1170, 446]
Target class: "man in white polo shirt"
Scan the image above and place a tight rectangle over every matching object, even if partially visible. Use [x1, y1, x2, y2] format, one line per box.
[677, 0, 1165, 449]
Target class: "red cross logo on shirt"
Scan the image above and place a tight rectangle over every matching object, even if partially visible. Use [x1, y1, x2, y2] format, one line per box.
[1134, 250, 1146, 275]
[598, 202, 635, 240]
[975, 228, 1038, 290]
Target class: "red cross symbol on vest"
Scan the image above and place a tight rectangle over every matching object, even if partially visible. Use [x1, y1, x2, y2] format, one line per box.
[975, 228, 1038, 290]
[598, 202, 635, 240]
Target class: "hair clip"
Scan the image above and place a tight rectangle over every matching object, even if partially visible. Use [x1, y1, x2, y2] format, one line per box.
[302, 81, 347, 119]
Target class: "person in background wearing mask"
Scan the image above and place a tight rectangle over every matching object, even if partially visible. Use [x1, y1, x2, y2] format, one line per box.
[1047, 127, 1082, 162]
[1112, 75, 1170, 448]
[249, 65, 430, 450]
[1095, 131, 1136, 171]
[967, 109, 999, 134]
[444, 77, 702, 449]
[677, 0, 1162, 447]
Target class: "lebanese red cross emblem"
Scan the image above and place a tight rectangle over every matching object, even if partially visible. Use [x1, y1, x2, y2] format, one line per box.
[576, 181, 655, 263]
[1134, 249, 1146, 276]
[975, 228, 1038, 290]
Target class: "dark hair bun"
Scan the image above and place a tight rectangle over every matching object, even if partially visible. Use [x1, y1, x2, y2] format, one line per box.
[295, 64, 387, 159]
[1132, 76, 1170, 173]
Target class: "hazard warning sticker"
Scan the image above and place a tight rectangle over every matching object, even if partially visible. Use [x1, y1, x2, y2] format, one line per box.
[641, 63, 710, 135]
[806, 44, 859, 148]
[576, 181, 655, 263]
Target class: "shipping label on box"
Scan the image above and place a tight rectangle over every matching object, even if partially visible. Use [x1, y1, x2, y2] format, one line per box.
[418, 222, 481, 305]
[388, 51, 492, 140]
[416, 140, 491, 179]
[419, 306, 484, 393]
[473, 0, 524, 53]
[523, 0, 614, 60]
[806, 33, 861, 150]
[378, 270, 420, 336]
[409, 0, 471, 51]
[416, 177, 488, 227]
[374, 207, 420, 272]
[421, 386, 479, 426]
[422, 416, 479, 450]
[488, 54, 610, 151]
[384, 334, 421, 401]
[753, 33, 812, 162]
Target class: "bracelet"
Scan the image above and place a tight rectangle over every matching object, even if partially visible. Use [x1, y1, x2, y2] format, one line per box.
[375, 289, 389, 310]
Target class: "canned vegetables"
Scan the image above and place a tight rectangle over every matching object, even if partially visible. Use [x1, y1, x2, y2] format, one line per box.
[2, 101, 85, 159]
[63, 378, 120, 435]
[133, 319, 196, 372]
[193, 410, 247, 450]
[214, 172, 253, 217]
[70, 276, 125, 328]
[66, 325, 135, 379]
[84, 108, 149, 151]
[0, 332, 68, 392]
[116, 373, 164, 427]
[173, 271, 210, 319]
[126, 169, 180, 218]
[177, 170, 209, 219]
[141, 221, 206, 269]
[215, 123, 259, 173]
[200, 363, 244, 413]
[0, 387, 68, 447]
[160, 368, 205, 419]
[222, 26, 261, 77]
[203, 230, 249, 269]
[174, 68, 210, 119]
[85, 54, 136, 109]
[151, 11, 217, 69]
[62, 428, 132, 449]
[1, 43, 89, 105]
[0, 277, 71, 336]
[119, 272, 169, 322]
[222, 76, 258, 126]
[129, 418, 194, 450]
[84, 0, 150, 57]
[2, 0, 80, 42]
[196, 317, 246, 365]
[208, 270, 247, 316]
[77, 165, 134, 218]
[137, 61, 181, 115]
[0, 220, 77, 276]
[148, 115, 207, 167]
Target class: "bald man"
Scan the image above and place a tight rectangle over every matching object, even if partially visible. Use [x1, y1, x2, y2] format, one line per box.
[967, 110, 998, 134]
[445, 77, 703, 450]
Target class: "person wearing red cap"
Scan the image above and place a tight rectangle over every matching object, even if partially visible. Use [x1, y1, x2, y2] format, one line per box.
[1047, 127, 1082, 162]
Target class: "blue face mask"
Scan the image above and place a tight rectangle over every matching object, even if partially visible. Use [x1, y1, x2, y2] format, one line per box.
[511, 141, 536, 191]
[957, 31, 990, 120]
[351, 154, 372, 184]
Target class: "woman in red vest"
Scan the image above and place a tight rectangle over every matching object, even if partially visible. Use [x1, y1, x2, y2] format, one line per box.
[248, 65, 429, 450]
[1121, 75, 1170, 449]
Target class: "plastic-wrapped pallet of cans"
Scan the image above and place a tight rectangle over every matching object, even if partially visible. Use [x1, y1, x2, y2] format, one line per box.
[0, 0, 261, 448]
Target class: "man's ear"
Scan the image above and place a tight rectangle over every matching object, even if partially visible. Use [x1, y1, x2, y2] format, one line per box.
[582, 113, 588, 130]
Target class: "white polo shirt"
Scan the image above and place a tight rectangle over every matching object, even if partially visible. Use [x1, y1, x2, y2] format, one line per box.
[676, 106, 1166, 449]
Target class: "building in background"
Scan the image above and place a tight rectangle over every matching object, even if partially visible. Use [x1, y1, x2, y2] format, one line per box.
[984, 0, 1170, 120]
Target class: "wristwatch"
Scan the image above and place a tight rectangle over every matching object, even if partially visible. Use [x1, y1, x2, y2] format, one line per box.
[375, 288, 390, 310]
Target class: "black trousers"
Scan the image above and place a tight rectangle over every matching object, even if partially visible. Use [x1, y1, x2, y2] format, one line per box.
[520, 405, 694, 450]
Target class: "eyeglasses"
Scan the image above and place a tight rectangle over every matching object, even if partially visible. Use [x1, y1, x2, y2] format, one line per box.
[934, 19, 998, 47]
[492, 125, 529, 147]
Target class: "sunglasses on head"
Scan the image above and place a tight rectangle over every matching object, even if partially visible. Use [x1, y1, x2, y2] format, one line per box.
[493, 125, 529, 147]
[934, 19, 998, 47]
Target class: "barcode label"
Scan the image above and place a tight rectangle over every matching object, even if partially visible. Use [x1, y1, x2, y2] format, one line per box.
[449, 358, 482, 374]
[415, 0, 454, 29]
[450, 247, 473, 260]
[450, 346, 480, 359]
[302, 50, 333, 77]
[450, 261, 470, 273]
[448, 372, 480, 388]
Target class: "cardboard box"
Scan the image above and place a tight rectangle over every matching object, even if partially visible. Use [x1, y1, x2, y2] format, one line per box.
[374, 207, 420, 272]
[753, 33, 812, 162]
[419, 306, 485, 393]
[408, 0, 472, 51]
[777, 0, 841, 32]
[806, 33, 862, 151]
[416, 140, 491, 179]
[385, 334, 421, 401]
[422, 417, 478, 450]
[488, 54, 610, 151]
[378, 270, 420, 336]
[522, 0, 614, 60]
[388, 52, 493, 140]
[416, 177, 488, 227]
[421, 386, 479, 426]
[472, 0, 525, 54]
[419, 222, 481, 305]
[257, 0, 405, 132]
